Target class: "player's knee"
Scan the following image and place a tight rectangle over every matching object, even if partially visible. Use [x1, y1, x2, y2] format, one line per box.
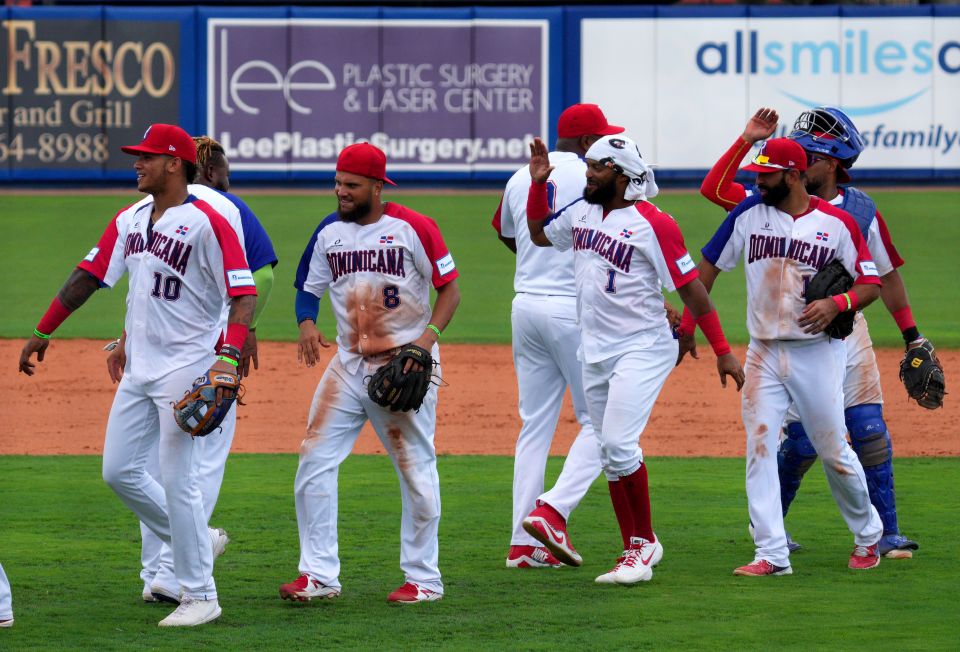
[846, 404, 891, 468]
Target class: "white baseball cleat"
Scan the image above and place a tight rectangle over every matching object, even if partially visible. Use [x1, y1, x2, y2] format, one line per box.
[143, 581, 158, 603]
[158, 596, 221, 627]
[505, 545, 563, 569]
[595, 536, 662, 585]
[387, 582, 442, 604]
[0, 618, 13, 628]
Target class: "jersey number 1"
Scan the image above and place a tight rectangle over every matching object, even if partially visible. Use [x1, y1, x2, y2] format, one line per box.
[604, 269, 617, 294]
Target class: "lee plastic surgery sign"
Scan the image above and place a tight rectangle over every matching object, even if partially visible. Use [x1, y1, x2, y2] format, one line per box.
[207, 18, 548, 172]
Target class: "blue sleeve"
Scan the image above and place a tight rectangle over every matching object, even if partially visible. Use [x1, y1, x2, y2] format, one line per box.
[222, 191, 278, 271]
[295, 289, 321, 324]
[701, 194, 762, 265]
[294, 212, 339, 291]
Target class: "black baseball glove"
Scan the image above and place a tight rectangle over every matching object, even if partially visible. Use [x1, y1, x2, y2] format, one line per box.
[173, 369, 242, 437]
[367, 344, 434, 412]
[805, 260, 855, 339]
[900, 339, 946, 409]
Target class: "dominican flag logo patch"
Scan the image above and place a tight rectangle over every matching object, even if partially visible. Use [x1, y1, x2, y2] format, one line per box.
[816, 231, 829, 241]
[379, 235, 394, 244]
[620, 229, 633, 239]
[175, 225, 189, 235]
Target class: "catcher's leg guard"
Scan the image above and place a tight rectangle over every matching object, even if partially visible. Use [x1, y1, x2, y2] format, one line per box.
[845, 404, 901, 537]
[778, 422, 819, 517]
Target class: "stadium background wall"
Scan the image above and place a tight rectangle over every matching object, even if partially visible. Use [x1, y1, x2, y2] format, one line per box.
[0, 4, 957, 184]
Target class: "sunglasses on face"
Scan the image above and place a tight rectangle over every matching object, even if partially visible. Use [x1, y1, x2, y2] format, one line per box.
[807, 153, 829, 166]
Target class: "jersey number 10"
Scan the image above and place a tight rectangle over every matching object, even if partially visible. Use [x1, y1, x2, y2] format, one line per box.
[151, 272, 182, 302]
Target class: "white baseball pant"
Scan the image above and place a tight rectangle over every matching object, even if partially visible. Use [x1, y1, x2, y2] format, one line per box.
[295, 353, 443, 594]
[511, 294, 601, 545]
[101, 360, 217, 600]
[0, 563, 12, 621]
[742, 337, 882, 568]
[140, 408, 236, 591]
[582, 327, 677, 479]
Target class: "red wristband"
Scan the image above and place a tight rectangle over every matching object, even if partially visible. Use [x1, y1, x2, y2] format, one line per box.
[847, 289, 859, 311]
[36, 296, 73, 336]
[891, 306, 915, 332]
[697, 309, 731, 357]
[831, 294, 848, 313]
[526, 181, 550, 222]
[223, 323, 249, 352]
[678, 307, 697, 337]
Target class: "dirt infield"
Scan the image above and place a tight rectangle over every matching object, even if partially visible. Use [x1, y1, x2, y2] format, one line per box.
[1, 339, 956, 457]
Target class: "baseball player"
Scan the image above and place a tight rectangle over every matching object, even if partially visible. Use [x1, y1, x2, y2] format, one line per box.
[279, 143, 460, 603]
[691, 137, 884, 576]
[19, 124, 257, 626]
[0, 563, 12, 628]
[492, 104, 623, 569]
[120, 135, 279, 604]
[524, 135, 743, 584]
[697, 107, 919, 558]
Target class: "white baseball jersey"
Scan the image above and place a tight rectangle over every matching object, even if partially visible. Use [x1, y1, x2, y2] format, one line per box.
[702, 195, 880, 341]
[543, 198, 698, 363]
[79, 196, 256, 382]
[494, 151, 585, 296]
[296, 202, 459, 373]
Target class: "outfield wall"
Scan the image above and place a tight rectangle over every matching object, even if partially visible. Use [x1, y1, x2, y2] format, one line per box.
[1, 5, 958, 184]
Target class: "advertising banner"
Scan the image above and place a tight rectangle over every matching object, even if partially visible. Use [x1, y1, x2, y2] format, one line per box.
[1, 11, 182, 179]
[580, 12, 960, 176]
[207, 18, 549, 174]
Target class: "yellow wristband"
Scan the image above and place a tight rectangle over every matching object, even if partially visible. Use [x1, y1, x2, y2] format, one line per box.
[426, 324, 442, 338]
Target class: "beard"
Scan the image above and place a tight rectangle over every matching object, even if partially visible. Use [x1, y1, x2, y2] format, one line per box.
[583, 178, 617, 205]
[802, 174, 823, 197]
[758, 175, 791, 206]
[337, 198, 372, 223]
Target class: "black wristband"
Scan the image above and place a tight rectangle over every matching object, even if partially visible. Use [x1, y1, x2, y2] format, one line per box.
[901, 326, 920, 344]
[218, 344, 242, 361]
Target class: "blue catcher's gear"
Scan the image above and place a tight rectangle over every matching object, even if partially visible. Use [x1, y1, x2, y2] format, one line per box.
[789, 107, 865, 169]
[777, 422, 819, 518]
[845, 403, 919, 558]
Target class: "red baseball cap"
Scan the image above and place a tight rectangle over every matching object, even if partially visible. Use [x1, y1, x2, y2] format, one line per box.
[336, 143, 396, 186]
[121, 124, 197, 165]
[742, 138, 807, 174]
[557, 104, 624, 139]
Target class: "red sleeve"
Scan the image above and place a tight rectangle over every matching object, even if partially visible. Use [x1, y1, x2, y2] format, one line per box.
[527, 181, 549, 221]
[491, 195, 504, 235]
[700, 136, 751, 211]
[193, 198, 258, 297]
[874, 211, 905, 269]
[76, 205, 129, 281]
[389, 203, 459, 288]
[819, 201, 882, 286]
[641, 204, 699, 289]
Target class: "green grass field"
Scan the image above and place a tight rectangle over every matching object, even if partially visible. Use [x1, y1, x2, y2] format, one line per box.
[0, 455, 957, 650]
[1, 189, 958, 346]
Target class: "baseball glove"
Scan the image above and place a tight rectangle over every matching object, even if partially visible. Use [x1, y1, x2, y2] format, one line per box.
[173, 369, 242, 437]
[899, 339, 946, 409]
[366, 344, 434, 412]
[805, 260, 855, 339]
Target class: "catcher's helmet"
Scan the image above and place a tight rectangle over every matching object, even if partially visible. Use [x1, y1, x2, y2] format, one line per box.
[789, 107, 865, 170]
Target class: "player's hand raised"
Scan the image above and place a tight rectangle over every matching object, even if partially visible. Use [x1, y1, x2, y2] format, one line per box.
[742, 108, 779, 144]
[18, 334, 49, 376]
[297, 319, 330, 368]
[528, 137, 555, 184]
[716, 352, 744, 391]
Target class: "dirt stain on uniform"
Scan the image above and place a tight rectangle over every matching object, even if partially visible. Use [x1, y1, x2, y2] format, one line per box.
[348, 282, 400, 357]
[754, 424, 769, 457]
[386, 423, 411, 474]
[301, 374, 341, 455]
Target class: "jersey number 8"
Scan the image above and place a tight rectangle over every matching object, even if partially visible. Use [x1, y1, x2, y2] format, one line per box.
[383, 285, 401, 309]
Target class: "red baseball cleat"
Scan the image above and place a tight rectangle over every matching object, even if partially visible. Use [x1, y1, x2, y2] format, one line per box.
[506, 545, 562, 568]
[733, 560, 793, 577]
[848, 544, 881, 570]
[387, 582, 442, 604]
[522, 501, 582, 567]
[279, 574, 341, 601]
